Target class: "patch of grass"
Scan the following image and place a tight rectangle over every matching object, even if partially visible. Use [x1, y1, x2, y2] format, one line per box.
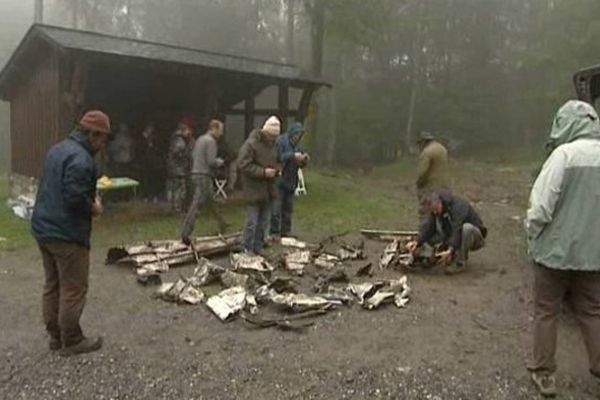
[0, 175, 34, 251]
[0, 164, 424, 251]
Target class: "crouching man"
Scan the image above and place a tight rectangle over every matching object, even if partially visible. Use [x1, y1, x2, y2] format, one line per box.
[406, 191, 487, 273]
[32, 111, 110, 356]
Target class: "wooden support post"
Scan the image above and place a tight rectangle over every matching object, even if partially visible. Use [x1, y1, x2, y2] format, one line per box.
[278, 84, 289, 132]
[297, 86, 316, 123]
[244, 96, 255, 138]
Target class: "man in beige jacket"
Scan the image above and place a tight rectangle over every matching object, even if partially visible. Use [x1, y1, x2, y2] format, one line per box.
[416, 131, 448, 221]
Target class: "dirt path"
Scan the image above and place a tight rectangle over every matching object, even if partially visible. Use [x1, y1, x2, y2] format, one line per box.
[1, 163, 598, 399]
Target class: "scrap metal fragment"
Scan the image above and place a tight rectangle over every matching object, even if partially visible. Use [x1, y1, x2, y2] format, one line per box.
[231, 253, 275, 273]
[355, 262, 374, 277]
[379, 240, 400, 269]
[285, 250, 311, 275]
[206, 286, 248, 321]
[220, 270, 250, 288]
[280, 237, 308, 249]
[320, 286, 355, 305]
[136, 269, 162, 286]
[105, 233, 241, 268]
[268, 276, 299, 293]
[361, 229, 418, 241]
[156, 279, 205, 305]
[364, 290, 396, 309]
[269, 293, 340, 312]
[313, 269, 349, 293]
[314, 253, 340, 269]
[187, 258, 225, 287]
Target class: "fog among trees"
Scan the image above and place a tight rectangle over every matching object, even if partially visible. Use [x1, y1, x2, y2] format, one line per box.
[2, 0, 600, 170]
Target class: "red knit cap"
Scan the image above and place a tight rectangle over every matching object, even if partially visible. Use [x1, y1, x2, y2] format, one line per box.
[79, 110, 111, 134]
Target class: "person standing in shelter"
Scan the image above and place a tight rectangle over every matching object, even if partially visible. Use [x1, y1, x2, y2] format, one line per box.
[237, 116, 281, 254]
[31, 110, 110, 356]
[180, 119, 227, 245]
[269, 122, 309, 239]
[107, 122, 134, 177]
[525, 100, 600, 397]
[416, 131, 448, 222]
[137, 122, 163, 201]
[167, 118, 194, 213]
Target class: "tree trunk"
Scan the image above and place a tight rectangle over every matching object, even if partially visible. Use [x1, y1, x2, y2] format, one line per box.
[34, 0, 44, 23]
[286, 0, 296, 63]
[309, 0, 326, 77]
[404, 3, 425, 153]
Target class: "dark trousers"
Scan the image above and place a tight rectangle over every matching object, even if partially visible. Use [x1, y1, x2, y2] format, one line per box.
[181, 175, 225, 239]
[39, 242, 89, 347]
[270, 189, 295, 237]
[530, 264, 600, 376]
[243, 201, 271, 254]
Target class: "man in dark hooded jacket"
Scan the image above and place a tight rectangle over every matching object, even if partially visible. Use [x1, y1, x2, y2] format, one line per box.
[407, 191, 487, 273]
[32, 110, 110, 356]
[269, 122, 309, 238]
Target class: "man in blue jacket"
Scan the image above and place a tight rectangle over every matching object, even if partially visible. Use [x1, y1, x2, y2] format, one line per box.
[269, 122, 309, 238]
[32, 110, 111, 356]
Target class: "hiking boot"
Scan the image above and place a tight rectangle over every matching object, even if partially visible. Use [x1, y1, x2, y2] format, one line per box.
[59, 336, 103, 357]
[49, 337, 61, 351]
[444, 262, 465, 275]
[181, 236, 192, 246]
[531, 371, 557, 397]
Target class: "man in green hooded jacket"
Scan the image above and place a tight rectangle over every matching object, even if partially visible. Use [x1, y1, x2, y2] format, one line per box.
[526, 100, 600, 397]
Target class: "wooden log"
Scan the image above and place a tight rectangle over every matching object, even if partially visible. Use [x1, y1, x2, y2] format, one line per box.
[361, 229, 418, 242]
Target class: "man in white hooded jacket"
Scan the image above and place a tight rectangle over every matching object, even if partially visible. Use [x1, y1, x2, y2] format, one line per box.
[526, 100, 600, 397]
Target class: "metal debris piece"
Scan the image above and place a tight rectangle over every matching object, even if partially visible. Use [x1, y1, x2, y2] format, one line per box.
[314, 253, 340, 269]
[313, 268, 349, 293]
[269, 293, 341, 312]
[187, 258, 225, 287]
[106, 233, 241, 268]
[347, 277, 411, 310]
[347, 282, 384, 305]
[220, 270, 250, 288]
[156, 279, 205, 305]
[320, 286, 355, 305]
[379, 240, 400, 269]
[136, 269, 162, 286]
[231, 253, 275, 273]
[268, 276, 299, 293]
[206, 286, 248, 321]
[240, 309, 327, 331]
[364, 290, 396, 309]
[361, 229, 418, 241]
[280, 237, 308, 249]
[284, 250, 311, 275]
[397, 253, 415, 268]
[355, 262, 374, 277]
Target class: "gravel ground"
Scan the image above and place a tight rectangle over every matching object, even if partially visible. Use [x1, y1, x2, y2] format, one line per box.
[1, 164, 599, 400]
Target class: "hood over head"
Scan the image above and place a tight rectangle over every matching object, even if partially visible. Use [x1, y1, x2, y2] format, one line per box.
[546, 100, 600, 153]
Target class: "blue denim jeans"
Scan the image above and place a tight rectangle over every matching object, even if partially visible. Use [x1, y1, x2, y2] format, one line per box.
[270, 189, 295, 237]
[243, 201, 271, 253]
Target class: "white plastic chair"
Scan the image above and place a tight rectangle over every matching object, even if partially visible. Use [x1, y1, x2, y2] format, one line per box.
[295, 169, 307, 196]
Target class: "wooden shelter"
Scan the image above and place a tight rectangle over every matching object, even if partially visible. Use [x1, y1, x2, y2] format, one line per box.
[0, 24, 329, 179]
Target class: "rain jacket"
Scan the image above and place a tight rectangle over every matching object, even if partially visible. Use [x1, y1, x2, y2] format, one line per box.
[32, 130, 98, 248]
[526, 100, 600, 271]
[277, 122, 304, 193]
[416, 140, 448, 191]
[237, 129, 279, 204]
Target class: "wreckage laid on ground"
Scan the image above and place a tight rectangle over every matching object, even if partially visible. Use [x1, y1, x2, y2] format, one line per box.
[106, 234, 414, 331]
